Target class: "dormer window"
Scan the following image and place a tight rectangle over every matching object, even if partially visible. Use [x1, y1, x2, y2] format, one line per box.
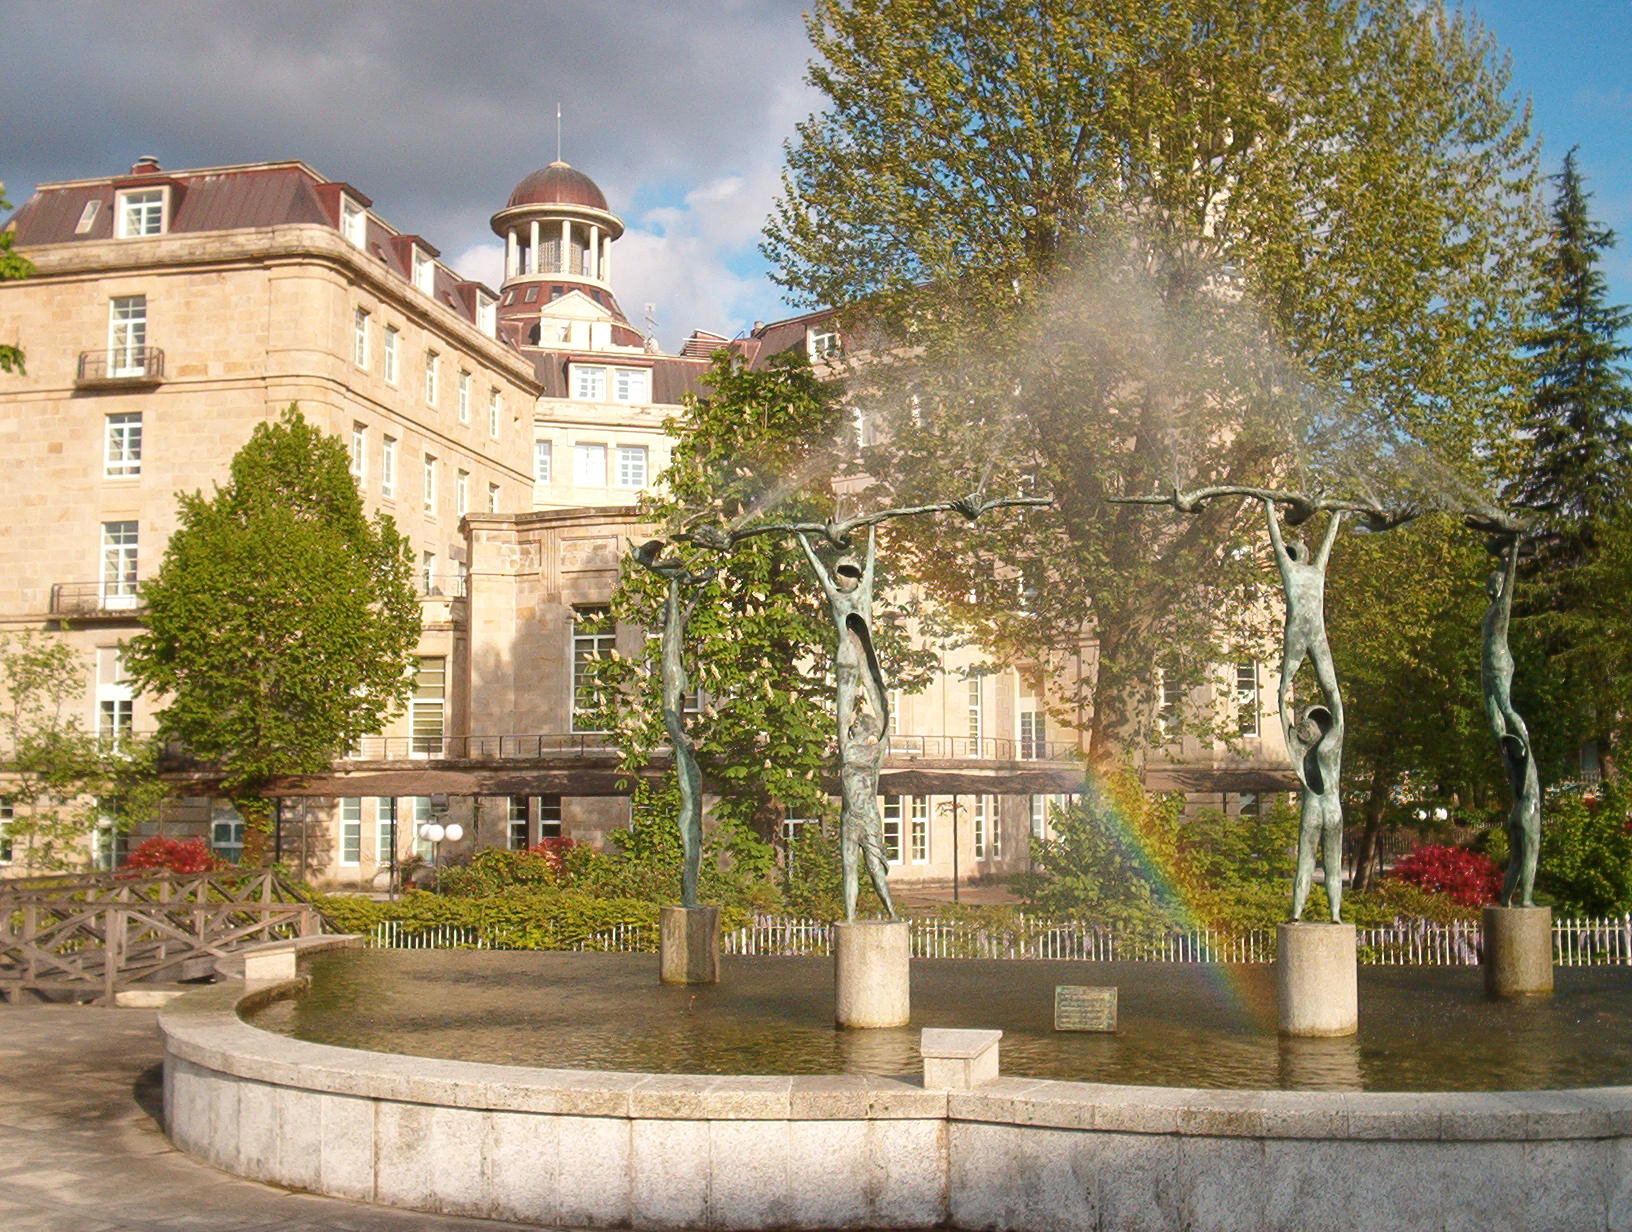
[613, 367, 650, 403]
[340, 196, 366, 247]
[476, 292, 497, 337]
[75, 200, 102, 235]
[572, 364, 606, 401]
[116, 189, 164, 238]
[412, 247, 434, 294]
[808, 326, 840, 360]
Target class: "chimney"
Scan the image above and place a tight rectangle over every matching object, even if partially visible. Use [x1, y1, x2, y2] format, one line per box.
[130, 156, 161, 175]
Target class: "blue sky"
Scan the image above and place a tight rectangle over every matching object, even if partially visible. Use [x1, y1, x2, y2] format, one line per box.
[2, 1, 1628, 348]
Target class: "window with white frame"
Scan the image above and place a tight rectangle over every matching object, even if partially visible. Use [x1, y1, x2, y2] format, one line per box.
[1236, 662, 1259, 737]
[508, 796, 530, 850]
[966, 676, 984, 757]
[572, 606, 615, 731]
[108, 295, 147, 375]
[615, 444, 648, 488]
[808, 326, 840, 360]
[1158, 669, 1184, 735]
[613, 367, 650, 403]
[100, 521, 138, 608]
[574, 442, 606, 487]
[456, 469, 469, 516]
[350, 422, 366, 482]
[410, 797, 434, 859]
[94, 820, 129, 871]
[882, 797, 903, 864]
[488, 388, 501, 437]
[420, 551, 437, 593]
[116, 188, 164, 238]
[412, 247, 435, 294]
[424, 349, 439, 405]
[353, 307, 370, 368]
[572, 365, 607, 400]
[972, 794, 989, 859]
[989, 795, 1002, 859]
[374, 798, 397, 863]
[383, 325, 399, 384]
[96, 646, 132, 749]
[1030, 795, 1048, 841]
[909, 796, 929, 863]
[341, 196, 366, 247]
[534, 440, 552, 483]
[487, 482, 500, 513]
[211, 801, 245, 864]
[411, 657, 445, 755]
[0, 797, 12, 864]
[476, 293, 496, 336]
[104, 412, 141, 477]
[1238, 791, 1261, 819]
[1019, 709, 1046, 759]
[381, 436, 397, 498]
[538, 794, 562, 838]
[340, 798, 362, 866]
[457, 370, 471, 422]
[74, 199, 101, 235]
[422, 453, 437, 515]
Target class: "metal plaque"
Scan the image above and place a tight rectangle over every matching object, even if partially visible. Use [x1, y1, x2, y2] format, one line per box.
[1054, 985, 1117, 1033]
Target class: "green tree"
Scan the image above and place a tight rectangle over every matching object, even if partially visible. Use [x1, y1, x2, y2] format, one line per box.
[1, 184, 35, 374]
[766, 0, 1541, 761]
[0, 632, 165, 871]
[591, 353, 933, 897]
[124, 406, 419, 863]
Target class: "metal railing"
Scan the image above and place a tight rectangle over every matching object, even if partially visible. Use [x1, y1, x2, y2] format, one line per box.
[76, 347, 164, 384]
[49, 581, 144, 616]
[418, 574, 468, 598]
[343, 732, 623, 761]
[887, 734, 1080, 762]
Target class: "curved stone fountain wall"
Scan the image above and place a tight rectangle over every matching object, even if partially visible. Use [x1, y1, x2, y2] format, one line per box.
[160, 979, 1632, 1232]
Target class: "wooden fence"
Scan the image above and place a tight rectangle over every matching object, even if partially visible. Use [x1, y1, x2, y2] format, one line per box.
[0, 869, 323, 1004]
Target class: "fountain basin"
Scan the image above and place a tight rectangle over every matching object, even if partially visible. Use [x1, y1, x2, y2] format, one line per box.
[158, 953, 1632, 1231]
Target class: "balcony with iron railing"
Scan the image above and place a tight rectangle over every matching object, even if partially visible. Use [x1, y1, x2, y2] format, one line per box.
[76, 347, 165, 387]
[49, 581, 145, 619]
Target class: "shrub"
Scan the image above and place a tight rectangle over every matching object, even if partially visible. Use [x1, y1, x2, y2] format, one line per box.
[120, 836, 221, 875]
[1388, 844, 1502, 907]
[1534, 782, 1632, 916]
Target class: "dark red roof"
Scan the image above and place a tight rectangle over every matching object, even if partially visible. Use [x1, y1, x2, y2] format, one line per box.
[528, 351, 712, 404]
[506, 161, 609, 212]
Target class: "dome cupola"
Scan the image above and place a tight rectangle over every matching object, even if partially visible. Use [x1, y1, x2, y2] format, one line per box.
[490, 160, 623, 292]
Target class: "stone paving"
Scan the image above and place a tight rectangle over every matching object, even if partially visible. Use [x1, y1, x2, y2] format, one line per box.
[0, 1003, 556, 1232]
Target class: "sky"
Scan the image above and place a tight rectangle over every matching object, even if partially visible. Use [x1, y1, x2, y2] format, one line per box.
[2, 0, 1630, 353]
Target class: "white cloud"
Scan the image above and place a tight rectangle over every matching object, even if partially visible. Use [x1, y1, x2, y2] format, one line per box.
[450, 242, 504, 292]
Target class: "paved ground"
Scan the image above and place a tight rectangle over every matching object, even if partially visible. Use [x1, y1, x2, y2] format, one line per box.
[0, 1002, 554, 1232]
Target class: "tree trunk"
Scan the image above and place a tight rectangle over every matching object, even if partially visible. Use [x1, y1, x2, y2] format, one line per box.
[236, 796, 274, 867]
[1349, 764, 1394, 891]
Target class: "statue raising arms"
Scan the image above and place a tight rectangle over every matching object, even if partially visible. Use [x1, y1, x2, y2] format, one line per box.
[1265, 499, 1345, 739]
[796, 525, 896, 921]
[1479, 537, 1539, 907]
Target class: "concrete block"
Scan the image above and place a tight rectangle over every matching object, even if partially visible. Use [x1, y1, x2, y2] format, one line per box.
[1485, 905, 1554, 998]
[235, 1076, 280, 1182]
[787, 1120, 868, 1229]
[242, 945, 298, 982]
[950, 1121, 1096, 1232]
[272, 1084, 324, 1191]
[834, 919, 910, 1028]
[630, 1117, 709, 1228]
[1084, 1130, 1182, 1232]
[1176, 1136, 1266, 1232]
[708, 1118, 792, 1228]
[318, 1091, 376, 1201]
[556, 1116, 630, 1227]
[866, 1118, 947, 1228]
[374, 1101, 436, 1210]
[485, 1110, 561, 1226]
[660, 905, 720, 985]
[921, 1027, 1001, 1090]
[1277, 922, 1357, 1037]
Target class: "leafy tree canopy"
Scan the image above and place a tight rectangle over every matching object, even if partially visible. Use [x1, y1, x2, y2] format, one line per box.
[0, 184, 34, 375]
[124, 406, 419, 860]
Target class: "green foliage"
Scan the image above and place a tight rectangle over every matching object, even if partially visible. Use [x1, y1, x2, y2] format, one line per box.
[1532, 783, 1632, 916]
[0, 632, 165, 871]
[1179, 800, 1298, 890]
[124, 406, 419, 859]
[767, 0, 1542, 759]
[0, 185, 34, 375]
[317, 888, 676, 950]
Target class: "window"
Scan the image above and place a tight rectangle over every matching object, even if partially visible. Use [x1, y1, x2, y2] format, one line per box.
[116, 188, 163, 238]
[104, 412, 141, 477]
[420, 551, 437, 593]
[410, 797, 434, 859]
[476, 293, 496, 336]
[412, 248, 435, 295]
[74, 199, 101, 235]
[94, 820, 129, 871]
[524, 285, 539, 303]
[909, 797, 929, 863]
[538, 794, 562, 838]
[383, 326, 399, 384]
[374, 798, 397, 863]
[424, 350, 439, 405]
[1030, 795, 1048, 842]
[341, 196, 366, 247]
[422, 453, 437, 514]
[573, 365, 607, 400]
[411, 657, 445, 755]
[457, 370, 471, 423]
[100, 521, 138, 608]
[1238, 792, 1261, 819]
[96, 647, 132, 749]
[488, 389, 501, 438]
[972, 795, 988, 860]
[1236, 662, 1259, 737]
[882, 797, 903, 865]
[108, 295, 147, 375]
[381, 436, 397, 498]
[534, 441, 552, 484]
[456, 470, 469, 517]
[808, 326, 840, 360]
[574, 443, 606, 487]
[0, 798, 11, 864]
[508, 797, 530, 850]
[613, 367, 650, 403]
[615, 445, 648, 488]
[353, 307, 370, 368]
[350, 423, 366, 482]
[989, 795, 1002, 859]
[572, 606, 614, 731]
[211, 802, 245, 865]
[966, 676, 984, 757]
[1159, 670, 1184, 735]
[1019, 709, 1046, 760]
[487, 482, 501, 513]
[340, 798, 362, 866]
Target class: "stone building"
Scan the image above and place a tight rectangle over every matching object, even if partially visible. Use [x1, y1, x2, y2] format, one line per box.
[0, 156, 1288, 891]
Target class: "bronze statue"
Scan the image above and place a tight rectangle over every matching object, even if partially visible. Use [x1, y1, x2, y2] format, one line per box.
[632, 539, 715, 909]
[1479, 535, 1539, 907]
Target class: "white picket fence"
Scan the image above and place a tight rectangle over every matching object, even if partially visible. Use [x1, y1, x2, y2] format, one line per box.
[369, 912, 1632, 967]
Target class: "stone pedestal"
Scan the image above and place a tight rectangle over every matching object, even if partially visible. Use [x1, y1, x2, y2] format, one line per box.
[659, 905, 720, 985]
[1277, 922, 1357, 1037]
[834, 919, 910, 1028]
[1483, 905, 1553, 998]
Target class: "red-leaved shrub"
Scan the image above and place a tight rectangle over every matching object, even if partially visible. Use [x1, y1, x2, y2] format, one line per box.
[528, 836, 577, 877]
[1388, 843, 1503, 907]
[120, 836, 222, 875]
